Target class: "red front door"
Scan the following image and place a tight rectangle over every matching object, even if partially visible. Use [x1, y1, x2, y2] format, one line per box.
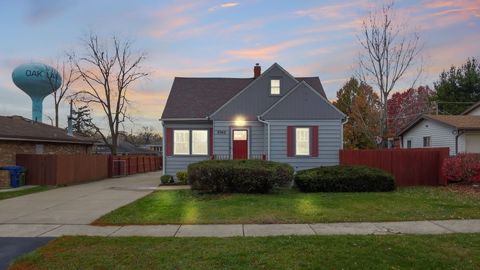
[233, 130, 248, 160]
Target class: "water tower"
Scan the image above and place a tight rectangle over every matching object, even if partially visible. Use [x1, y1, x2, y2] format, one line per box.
[12, 63, 62, 122]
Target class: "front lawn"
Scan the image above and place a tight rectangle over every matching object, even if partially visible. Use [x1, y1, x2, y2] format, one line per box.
[94, 187, 480, 225]
[11, 234, 480, 270]
[0, 186, 52, 201]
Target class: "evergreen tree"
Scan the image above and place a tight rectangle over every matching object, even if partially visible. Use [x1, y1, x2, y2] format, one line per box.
[434, 57, 480, 114]
[72, 105, 94, 136]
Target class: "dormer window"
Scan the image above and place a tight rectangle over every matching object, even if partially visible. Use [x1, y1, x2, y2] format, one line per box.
[270, 79, 280, 95]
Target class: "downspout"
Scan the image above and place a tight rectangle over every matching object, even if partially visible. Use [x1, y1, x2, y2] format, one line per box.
[454, 129, 464, 155]
[161, 121, 166, 174]
[341, 116, 349, 150]
[257, 116, 270, 160]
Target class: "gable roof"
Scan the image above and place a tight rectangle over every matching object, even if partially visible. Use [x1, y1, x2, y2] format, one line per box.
[261, 81, 345, 120]
[161, 73, 327, 119]
[0, 115, 95, 144]
[397, 114, 480, 136]
[462, 101, 480, 115]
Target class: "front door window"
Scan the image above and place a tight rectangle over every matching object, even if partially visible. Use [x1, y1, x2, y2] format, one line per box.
[233, 130, 248, 160]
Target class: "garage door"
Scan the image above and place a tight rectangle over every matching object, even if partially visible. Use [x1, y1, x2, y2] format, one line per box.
[466, 133, 480, 153]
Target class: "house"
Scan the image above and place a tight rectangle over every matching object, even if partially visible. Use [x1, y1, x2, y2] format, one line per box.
[0, 115, 95, 187]
[139, 144, 162, 155]
[95, 134, 158, 156]
[160, 63, 346, 177]
[398, 113, 480, 155]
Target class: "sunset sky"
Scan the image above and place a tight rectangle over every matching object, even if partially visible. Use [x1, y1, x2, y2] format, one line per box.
[0, 0, 478, 134]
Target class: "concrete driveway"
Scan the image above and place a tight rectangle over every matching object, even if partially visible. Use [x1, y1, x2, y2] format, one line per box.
[0, 171, 160, 225]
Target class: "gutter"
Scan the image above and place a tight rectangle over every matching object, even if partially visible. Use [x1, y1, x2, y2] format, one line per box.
[0, 137, 94, 145]
[257, 116, 270, 160]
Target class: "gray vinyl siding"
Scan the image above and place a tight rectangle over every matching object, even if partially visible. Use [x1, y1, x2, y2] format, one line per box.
[213, 121, 265, 158]
[262, 82, 344, 120]
[162, 121, 212, 177]
[211, 65, 298, 121]
[269, 120, 342, 171]
[401, 119, 456, 155]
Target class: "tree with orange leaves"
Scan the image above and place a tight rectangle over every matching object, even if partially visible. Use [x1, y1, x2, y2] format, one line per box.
[334, 77, 382, 149]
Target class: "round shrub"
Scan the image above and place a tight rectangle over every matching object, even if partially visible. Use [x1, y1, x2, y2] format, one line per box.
[161, 174, 173, 184]
[188, 160, 294, 193]
[176, 171, 188, 184]
[295, 165, 395, 192]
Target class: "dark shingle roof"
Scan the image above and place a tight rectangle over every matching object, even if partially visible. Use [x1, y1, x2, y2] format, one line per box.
[0, 115, 95, 144]
[161, 77, 327, 119]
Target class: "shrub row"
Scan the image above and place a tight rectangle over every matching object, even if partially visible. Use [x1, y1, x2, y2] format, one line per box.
[188, 160, 294, 193]
[295, 165, 395, 192]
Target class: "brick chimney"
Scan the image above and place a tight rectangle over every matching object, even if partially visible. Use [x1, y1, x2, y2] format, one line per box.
[254, 63, 261, 78]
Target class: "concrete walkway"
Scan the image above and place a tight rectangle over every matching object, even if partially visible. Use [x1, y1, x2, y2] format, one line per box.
[0, 172, 160, 225]
[1, 220, 479, 237]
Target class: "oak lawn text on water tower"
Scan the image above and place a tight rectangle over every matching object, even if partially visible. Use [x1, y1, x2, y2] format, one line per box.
[12, 63, 62, 122]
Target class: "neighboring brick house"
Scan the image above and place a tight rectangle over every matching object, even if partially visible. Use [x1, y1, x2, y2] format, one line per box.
[0, 115, 95, 187]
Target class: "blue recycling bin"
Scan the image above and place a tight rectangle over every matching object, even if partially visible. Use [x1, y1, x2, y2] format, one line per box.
[0, 166, 25, 188]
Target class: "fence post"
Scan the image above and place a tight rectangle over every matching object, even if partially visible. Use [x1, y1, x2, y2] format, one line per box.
[108, 155, 113, 178]
[438, 148, 449, 186]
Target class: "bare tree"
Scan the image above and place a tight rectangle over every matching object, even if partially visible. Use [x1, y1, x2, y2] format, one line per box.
[357, 1, 422, 145]
[71, 33, 148, 155]
[47, 57, 80, 127]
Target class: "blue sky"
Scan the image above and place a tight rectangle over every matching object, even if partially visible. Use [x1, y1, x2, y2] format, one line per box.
[0, 0, 479, 133]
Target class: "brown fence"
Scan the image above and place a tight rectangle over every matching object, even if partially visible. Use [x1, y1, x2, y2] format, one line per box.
[109, 155, 162, 177]
[16, 154, 162, 186]
[339, 148, 450, 186]
[17, 154, 109, 186]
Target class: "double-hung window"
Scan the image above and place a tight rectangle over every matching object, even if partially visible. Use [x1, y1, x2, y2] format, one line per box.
[192, 130, 208, 155]
[423, 136, 431, 147]
[295, 127, 310, 156]
[270, 79, 280, 95]
[173, 130, 190, 155]
[173, 129, 209, 155]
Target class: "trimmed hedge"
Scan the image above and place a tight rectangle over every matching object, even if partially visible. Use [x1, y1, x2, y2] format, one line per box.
[295, 165, 395, 192]
[188, 160, 294, 193]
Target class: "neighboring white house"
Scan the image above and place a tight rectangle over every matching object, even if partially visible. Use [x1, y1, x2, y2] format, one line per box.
[398, 102, 480, 155]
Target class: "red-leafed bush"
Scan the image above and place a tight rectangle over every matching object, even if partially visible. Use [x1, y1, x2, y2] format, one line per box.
[442, 153, 480, 183]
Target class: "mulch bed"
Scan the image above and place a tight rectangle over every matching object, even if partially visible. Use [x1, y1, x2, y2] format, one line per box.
[446, 183, 480, 199]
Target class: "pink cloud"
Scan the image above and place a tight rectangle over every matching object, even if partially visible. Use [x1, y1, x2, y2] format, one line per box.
[222, 39, 310, 61]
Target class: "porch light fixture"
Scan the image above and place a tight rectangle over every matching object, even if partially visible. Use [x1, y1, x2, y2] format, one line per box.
[234, 116, 246, 126]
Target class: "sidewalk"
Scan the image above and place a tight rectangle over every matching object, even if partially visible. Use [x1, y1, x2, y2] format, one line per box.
[1, 219, 479, 237]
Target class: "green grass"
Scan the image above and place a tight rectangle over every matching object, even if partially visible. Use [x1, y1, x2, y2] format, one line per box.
[10, 234, 480, 270]
[0, 186, 52, 201]
[94, 187, 480, 225]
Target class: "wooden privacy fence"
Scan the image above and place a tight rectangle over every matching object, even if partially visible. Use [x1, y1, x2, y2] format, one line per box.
[16, 154, 162, 185]
[16, 154, 109, 186]
[109, 155, 162, 177]
[339, 148, 450, 186]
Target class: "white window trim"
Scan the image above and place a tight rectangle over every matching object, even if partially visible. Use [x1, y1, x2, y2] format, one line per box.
[173, 130, 190, 155]
[173, 129, 210, 156]
[192, 130, 209, 156]
[295, 127, 310, 156]
[270, 79, 280, 95]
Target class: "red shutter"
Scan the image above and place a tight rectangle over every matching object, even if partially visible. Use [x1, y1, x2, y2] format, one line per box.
[165, 128, 173, 156]
[209, 128, 213, 156]
[287, 126, 294, 157]
[311, 126, 318, 157]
